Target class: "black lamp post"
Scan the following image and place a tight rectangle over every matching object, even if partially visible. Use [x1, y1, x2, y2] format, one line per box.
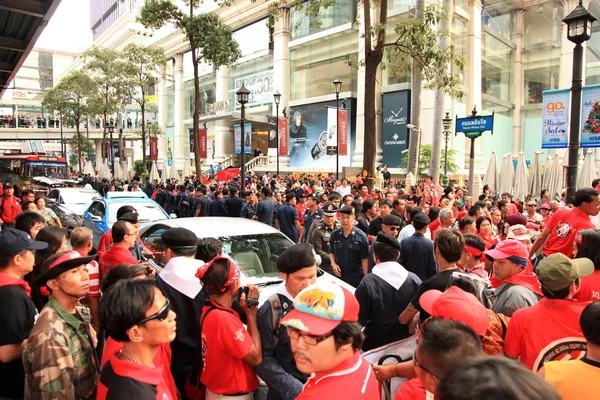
[274, 91, 281, 177]
[108, 122, 115, 177]
[333, 78, 342, 180]
[564, 0, 597, 203]
[442, 112, 453, 187]
[236, 85, 250, 185]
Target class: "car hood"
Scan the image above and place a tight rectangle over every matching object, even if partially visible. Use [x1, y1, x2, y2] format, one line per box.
[60, 203, 89, 216]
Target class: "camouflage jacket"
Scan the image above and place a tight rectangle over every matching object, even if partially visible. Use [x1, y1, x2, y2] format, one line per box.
[23, 296, 99, 400]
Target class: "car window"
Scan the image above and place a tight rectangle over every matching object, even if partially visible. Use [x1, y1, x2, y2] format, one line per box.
[60, 190, 101, 205]
[107, 202, 168, 225]
[88, 201, 105, 218]
[47, 190, 58, 200]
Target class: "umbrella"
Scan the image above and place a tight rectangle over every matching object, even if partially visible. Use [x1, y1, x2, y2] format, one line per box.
[170, 161, 180, 182]
[183, 158, 191, 179]
[542, 155, 553, 192]
[548, 154, 563, 201]
[577, 150, 596, 189]
[100, 160, 112, 179]
[497, 153, 514, 196]
[483, 151, 498, 195]
[149, 161, 160, 182]
[405, 172, 415, 187]
[83, 161, 95, 176]
[528, 152, 543, 199]
[513, 152, 529, 202]
[114, 161, 123, 182]
[121, 161, 130, 181]
[472, 174, 482, 199]
[161, 160, 169, 183]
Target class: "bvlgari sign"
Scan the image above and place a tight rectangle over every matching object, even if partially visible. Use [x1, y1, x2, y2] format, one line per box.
[382, 90, 411, 167]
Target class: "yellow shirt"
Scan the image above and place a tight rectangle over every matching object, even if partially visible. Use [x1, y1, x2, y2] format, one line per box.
[545, 358, 600, 400]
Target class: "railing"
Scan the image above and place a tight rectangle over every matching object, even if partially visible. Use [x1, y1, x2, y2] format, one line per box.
[200, 155, 238, 176]
[245, 155, 270, 173]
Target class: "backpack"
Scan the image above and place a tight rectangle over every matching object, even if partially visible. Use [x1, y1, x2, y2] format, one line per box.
[185, 306, 216, 400]
[266, 293, 284, 347]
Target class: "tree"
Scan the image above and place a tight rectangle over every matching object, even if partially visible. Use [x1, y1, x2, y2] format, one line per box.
[67, 136, 95, 168]
[42, 84, 71, 156]
[43, 70, 96, 172]
[121, 43, 165, 172]
[138, 0, 242, 178]
[401, 144, 459, 180]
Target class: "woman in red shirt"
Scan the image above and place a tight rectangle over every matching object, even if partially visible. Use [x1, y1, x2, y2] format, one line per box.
[574, 229, 600, 302]
[477, 216, 498, 250]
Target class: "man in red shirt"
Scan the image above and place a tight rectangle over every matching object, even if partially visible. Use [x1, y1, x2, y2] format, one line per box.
[98, 221, 139, 280]
[296, 193, 307, 226]
[0, 183, 22, 228]
[195, 256, 261, 399]
[429, 208, 455, 239]
[504, 253, 593, 371]
[530, 188, 599, 259]
[280, 281, 380, 399]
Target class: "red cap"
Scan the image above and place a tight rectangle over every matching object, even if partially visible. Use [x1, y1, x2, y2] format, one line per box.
[540, 203, 551, 210]
[420, 286, 488, 336]
[484, 239, 529, 261]
[280, 282, 359, 336]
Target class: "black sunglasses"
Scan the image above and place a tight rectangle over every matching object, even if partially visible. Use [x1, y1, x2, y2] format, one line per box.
[137, 298, 171, 325]
[413, 350, 439, 379]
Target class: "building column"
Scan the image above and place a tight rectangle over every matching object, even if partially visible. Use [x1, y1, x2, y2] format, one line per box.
[173, 53, 185, 169]
[512, 9, 526, 155]
[95, 140, 102, 171]
[465, 0, 484, 171]
[560, 0, 579, 89]
[353, 3, 367, 167]
[157, 65, 168, 161]
[213, 66, 233, 164]
[271, 7, 291, 168]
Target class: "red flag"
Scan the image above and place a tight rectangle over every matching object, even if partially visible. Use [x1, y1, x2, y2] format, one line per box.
[199, 129, 207, 158]
[150, 137, 158, 161]
[279, 117, 289, 156]
[338, 109, 348, 156]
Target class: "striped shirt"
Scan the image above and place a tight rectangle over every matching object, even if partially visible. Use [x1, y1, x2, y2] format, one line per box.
[85, 260, 100, 297]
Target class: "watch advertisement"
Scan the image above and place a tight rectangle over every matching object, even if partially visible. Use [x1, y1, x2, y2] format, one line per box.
[382, 90, 411, 167]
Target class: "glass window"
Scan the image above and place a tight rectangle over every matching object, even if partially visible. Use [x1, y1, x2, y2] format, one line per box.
[453, 18, 467, 88]
[586, 1, 600, 84]
[524, 47, 560, 104]
[482, 9, 512, 41]
[290, 32, 357, 100]
[482, 32, 513, 103]
[107, 201, 168, 225]
[388, 0, 415, 11]
[524, 2, 562, 46]
[233, 19, 272, 57]
[166, 87, 174, 125]
[229, 55, 274, 110]
[184, 72, 217, 119]
[382, 15, 411, 86]
[290, 0, 356, 40]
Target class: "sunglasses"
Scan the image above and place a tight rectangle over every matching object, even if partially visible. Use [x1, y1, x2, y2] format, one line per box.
[527, 204, 536, 207]
[413, 350, 439, 379]
[137, 298, 171, 325]
[389, 226, 401, 232]
[286, 327, 334, 346]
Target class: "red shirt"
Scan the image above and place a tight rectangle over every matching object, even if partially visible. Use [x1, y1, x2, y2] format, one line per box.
[575, 270, 600, 301]
[98, 245, 139, 279]
[542, 207, 595, 257]
[296, 202, 307, 224]
[394, 378, 430, 400]
[429, 219, 441, 239]
[1, 196, 21, 224]
[200, 300, 259, 395]
[296, 351, 380, 399]
[504, 298, 590, 371]
[97, 229, 145, 258]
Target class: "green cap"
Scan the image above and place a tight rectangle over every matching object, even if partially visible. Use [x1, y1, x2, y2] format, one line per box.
[536, 253, 594, 291]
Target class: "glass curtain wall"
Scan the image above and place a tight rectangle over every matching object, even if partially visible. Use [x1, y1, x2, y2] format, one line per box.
[184, 72, 216, 119]
[586, 0, 600, 84]
[290, 0, 356, 40]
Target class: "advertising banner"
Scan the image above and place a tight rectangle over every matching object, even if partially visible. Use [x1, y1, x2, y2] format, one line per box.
[279, 117, 289, 156]
[189, 128, 196, 159]
[199, 129, 208, 158]
[382, 90, 411, 167]
[268, 116, 278, 156]
[166, 126, 175, 160]
[150, 136, 158, 161]
[339, 109, 348, 156]
[541, 89, 570, 149]
[326, 107, 337, 155]
[234, 70, 273, 109]
[581, 84, 600, 148]
[234, 123, 252, 155]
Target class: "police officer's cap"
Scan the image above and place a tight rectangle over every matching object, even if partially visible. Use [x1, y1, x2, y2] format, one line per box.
[339, 207, 355, 216]
[413, 212, 431, 225]
[376, 232, 401, 251]
[161, 228, 198, 249]
[322, 201, 339, 216]
[382, 214, 402, 226]
[277, 243, 317, 274]
[118, 212, 139, 224]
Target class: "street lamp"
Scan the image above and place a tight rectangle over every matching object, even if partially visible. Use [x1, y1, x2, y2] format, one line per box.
[236, 85, 250, 186]
[564, 0, 597, 203]
[273, 91, 281, 177]
[333, 78, 342, 180]
[108, 122, 115, 177]
[442, 112, 453, 187]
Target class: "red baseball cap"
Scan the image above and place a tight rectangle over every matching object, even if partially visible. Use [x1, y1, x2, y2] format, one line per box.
[540, 203, 551, 210]
[34, 250, 95, 286]
[420, 286, 488, 336]
[484, 239, 529, 261]
[280, 282, 359, 336]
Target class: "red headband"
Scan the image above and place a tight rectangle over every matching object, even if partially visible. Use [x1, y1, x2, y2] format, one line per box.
[463, 244, 483, 257]
[195, 255, 241, 293]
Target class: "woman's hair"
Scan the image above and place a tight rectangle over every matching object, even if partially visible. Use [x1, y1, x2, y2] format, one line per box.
[576, 229, 600, 270]
[476, 216, 492, 233]
[351, 199, 363, 217]
[437, 357, 561, 400]
[34, 226, 68, 266]
[428, 206, 441, 221]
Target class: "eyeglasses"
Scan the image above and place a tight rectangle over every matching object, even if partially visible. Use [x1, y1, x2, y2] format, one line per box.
[413, 350, 439, 379]
[527, 204, 536, 207]
[286, 327, 333, 346]
[137, 298, 171, 325]
[389, 226, 400, 232]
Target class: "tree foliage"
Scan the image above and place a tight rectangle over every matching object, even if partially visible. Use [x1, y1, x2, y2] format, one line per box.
[401, 144, 460, 179]
[67, 136, 95, 167]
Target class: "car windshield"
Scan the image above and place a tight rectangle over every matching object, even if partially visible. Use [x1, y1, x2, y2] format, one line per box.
[60, 191, 100, 205]
[108, 202, 169, 224]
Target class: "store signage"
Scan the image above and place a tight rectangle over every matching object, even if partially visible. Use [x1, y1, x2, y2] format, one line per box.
[199, 129, 208, 158]
[150, 136, 158, 161]
[456, 115, 494, 137]
[339, 109, 348, 156]
[268, 116, 278, 154]
[235, 123, 252, 155]
[234, 70, 273, 108]
[580, 84, 600, 148]
[206, 100, 230, 115]
[541, 89, 569, 149]
[279, 117, 289, 156]
[382, 90, 411, 167]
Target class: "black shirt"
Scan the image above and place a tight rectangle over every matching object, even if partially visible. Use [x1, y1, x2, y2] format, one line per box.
[0, 285, 37, 399]
[224, 196, 244, 218]
[399, 232, 437, 281]
[368, 217, 383, 237]
[410, 267, 462, 321]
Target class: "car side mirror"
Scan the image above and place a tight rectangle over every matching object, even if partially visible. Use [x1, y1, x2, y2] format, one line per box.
[169, 213, 177, 219]
[46, 198, 56, 203]
[91, 216, 102, 223]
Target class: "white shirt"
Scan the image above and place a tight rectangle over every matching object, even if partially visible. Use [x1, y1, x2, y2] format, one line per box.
[336, 185, 352, 197]
[398, 225, 431, 243]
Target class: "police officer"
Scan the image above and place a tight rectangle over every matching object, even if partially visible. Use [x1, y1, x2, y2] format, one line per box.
[256, 244, 316, 400]
[154, 184, 166, 209]
[302, 194, 322, 242]
[165, 185, 178, 214]
[308, 202, 340, 275]
[241, 191, 258, 219]
[329, 207, 369, 287]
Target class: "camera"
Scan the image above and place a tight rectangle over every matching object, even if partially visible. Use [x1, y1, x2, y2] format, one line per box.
[237, 286, 259, 306]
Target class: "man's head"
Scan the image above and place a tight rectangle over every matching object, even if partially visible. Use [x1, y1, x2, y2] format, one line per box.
[574, 188, 600, 216]
[322, 201, 338, 226]
[70, 227, 93, 255]
[414, 318, 483, 394]
[286, 193, 297, 205]
[15, 211, 46, 239]
[484, 240, 529, 282]
[581, 301, 600, 348]
[438, 208, 455, 228]
[195, 256, 241, 296]
[506, 225, 533, 252]
[3, 183, 13, 197]
[393, 199, 406, 214]
[0, 228, 47, 276]
[339, 207, 356, 230]
[328, 192, 342, 208]
[381, 214, 402, 238]
[459, 234, 485, 269]
[161, 228, 198, 263]
[196, 237, 223, 263]
[35, 250, 95, 299]
[281, 282, 362, 375]
[498, 200, 510, 215]
[434, 229, 465, 264]
[373, 232, 401, 264]
[379, 200, 392, 218]
[112, 221, 137, 249]
[412, 212, 431, 232]
[101, 278, 177, 346]
[501, 192, 512, 202]
[536, 253, 593, 299]
[277, 243, 318, 298]
[458, 216, 476, 235]
[362, 199, 378, 218]
[117, 205, 137, 220]
[525, 201, 537, 215]
[21, 189, 35, 203]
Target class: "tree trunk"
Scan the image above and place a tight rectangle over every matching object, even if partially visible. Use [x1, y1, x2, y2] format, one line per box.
[76, 117, 82, 173]
[103, 112, 108, 161]
[430, 0, 453, 185]
[408, 0, 425, 178]
[141, 100, 147, 172]
[192, 52, 202, 180]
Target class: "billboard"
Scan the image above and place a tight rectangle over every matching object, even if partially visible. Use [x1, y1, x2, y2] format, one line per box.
[581, 84, 600, 148]
[234, 123, 252, 155]
[541, 89, 570, 149]
[382, 90, 410, 167]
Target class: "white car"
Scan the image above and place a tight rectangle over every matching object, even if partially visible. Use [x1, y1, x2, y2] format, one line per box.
[139, 217, 354, 302]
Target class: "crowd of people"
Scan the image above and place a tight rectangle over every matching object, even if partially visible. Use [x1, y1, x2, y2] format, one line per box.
[1, 168, 600, 400]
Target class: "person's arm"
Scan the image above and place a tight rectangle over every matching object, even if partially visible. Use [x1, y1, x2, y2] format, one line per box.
[295, 220, 303, 244]
[355, 283, 370, 326]
[88, 297, 100, 333]
[361, 258, 368, 276]
[328, 235, 341, 276]
[503, 313, 522, 360]
[241, 285, 262, 367]
[360, 235, 370, 275]
[398, 303, 418, 325]
[373, 361, 417, 381]
[529, 227, 551, 258]
[309, 229, 330, 264]
[0, 341, 25, 363]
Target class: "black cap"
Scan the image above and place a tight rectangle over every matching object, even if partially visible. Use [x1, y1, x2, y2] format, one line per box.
[161, 228, 198, 249]
[376, 232, 401, 251]
[382, 215, 402, 226]
[412, 212, 431, 225]
[339, 207, 355, 216]
[118, 212, 139, 224]
[3, 183, 12, 189]
[276, 243, 317, 274]
[307, 193, 319, 200]
[322, 201, 339, 216]
[0, 228, 48, 258]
